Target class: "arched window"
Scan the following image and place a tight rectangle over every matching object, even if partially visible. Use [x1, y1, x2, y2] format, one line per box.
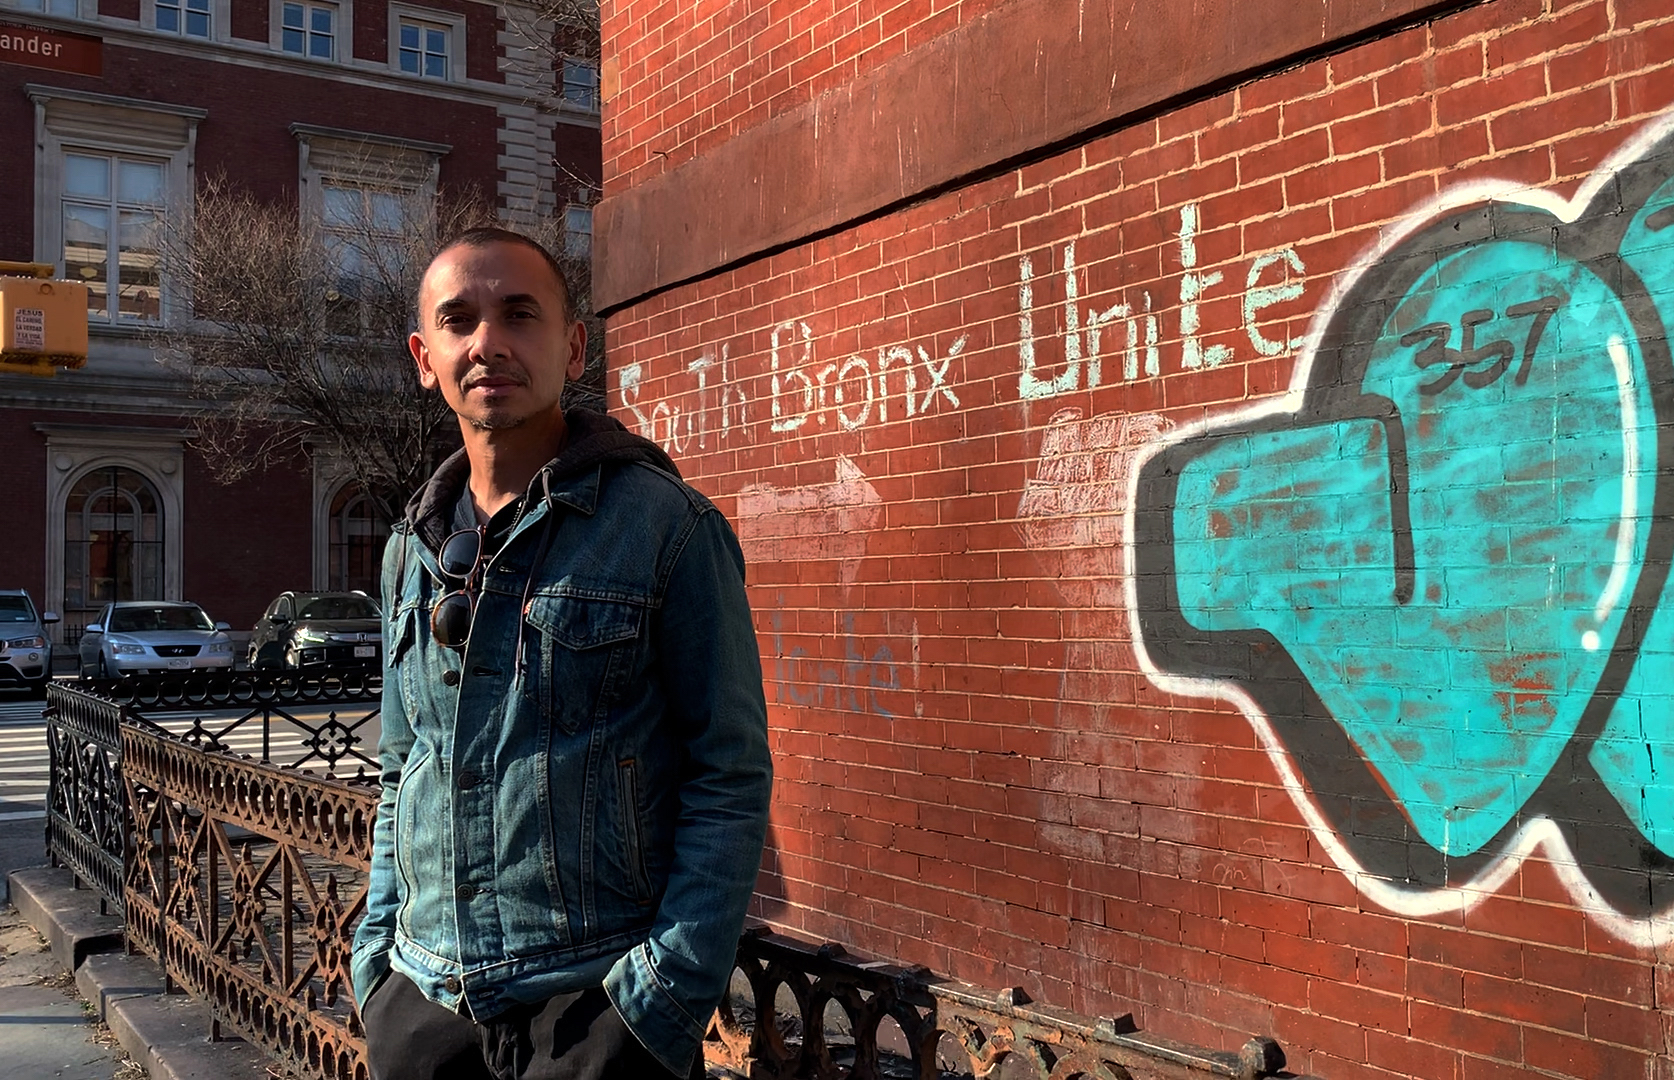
[327, 484, 390, 594]
[64, 466, 164, 637]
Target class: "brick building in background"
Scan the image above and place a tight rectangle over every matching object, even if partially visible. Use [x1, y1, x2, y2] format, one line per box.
[597, 1, 1674, 1076]
[0, 0, 600, 645]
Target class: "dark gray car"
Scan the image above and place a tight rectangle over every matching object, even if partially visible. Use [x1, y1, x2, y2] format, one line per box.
[248, 591, 382, 670]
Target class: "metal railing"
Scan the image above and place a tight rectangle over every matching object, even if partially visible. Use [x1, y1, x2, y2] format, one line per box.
[45, 674, 1299, 1080]
[123, 717, 373, 1080]
[707, 930, 1295, 1080]
[45, 682, 129, 911]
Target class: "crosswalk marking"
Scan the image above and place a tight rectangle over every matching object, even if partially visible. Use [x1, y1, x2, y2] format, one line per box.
[0, 688, 380, 824]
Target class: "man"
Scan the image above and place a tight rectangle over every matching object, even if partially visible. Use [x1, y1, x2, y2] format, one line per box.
[351, 228, 772, 1080]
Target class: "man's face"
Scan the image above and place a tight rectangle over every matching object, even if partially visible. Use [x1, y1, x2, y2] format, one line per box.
[409, 241, 586, 432]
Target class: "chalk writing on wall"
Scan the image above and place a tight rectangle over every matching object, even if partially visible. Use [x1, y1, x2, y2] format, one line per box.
[1129, 117, 1674, 944]
[1018, 205, 1307, 400]
[737, 457, 917, 717]
[618, 323, 968, 451]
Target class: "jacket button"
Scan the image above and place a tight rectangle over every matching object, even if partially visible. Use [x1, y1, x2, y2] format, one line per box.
[455, 884, 476, 901]
[441, 669, 460, 686]
[457, 770, 480, 790]
[444, 975, 461, 994]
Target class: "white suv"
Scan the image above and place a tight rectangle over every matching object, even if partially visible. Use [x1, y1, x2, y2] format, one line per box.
[0, 590, 58, 698]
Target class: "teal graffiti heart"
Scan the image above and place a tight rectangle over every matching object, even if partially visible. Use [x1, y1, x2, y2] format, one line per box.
[1172, 237, 1656, 857]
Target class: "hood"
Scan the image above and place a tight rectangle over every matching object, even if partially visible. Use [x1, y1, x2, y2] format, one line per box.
[404, 409, 680, 553]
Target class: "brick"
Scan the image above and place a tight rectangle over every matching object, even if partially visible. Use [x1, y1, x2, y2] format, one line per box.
[1329, 23, 1429, 85]
[1311, 978, 1409, 1032]
[1487, 1, 1611, 71]
[1436, 62, 1547, 127]
[1546, 39, 1610, 95]
[1240, 58, 1330, 113]
[1333, 97, 1433, 156]
[1411, 998, 1525, 1060]
[1523, 1026, 1655, 1080]
[1274, 1004, 1369, 1063]
[1431, 0, 1545, 51]
[1364, 1031, 1462, 1080]
[1285, 151, 1381, 207]
[1283, 79, 1378, 137]
[1464, 971, 1586, 1033]
[1491, 86, 1613, 152]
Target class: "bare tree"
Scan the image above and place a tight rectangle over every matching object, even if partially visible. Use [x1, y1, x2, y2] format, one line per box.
[502, 0, 600, 68]
[157, 173, 492, 525]
[159, 172, 607, 523]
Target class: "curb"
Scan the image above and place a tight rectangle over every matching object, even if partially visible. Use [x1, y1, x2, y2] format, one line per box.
[10, 865, 122, 971]
[8, 866, 277, 1080]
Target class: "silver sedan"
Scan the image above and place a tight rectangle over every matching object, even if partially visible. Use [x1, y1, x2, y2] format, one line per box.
[78, 601, 237, 678]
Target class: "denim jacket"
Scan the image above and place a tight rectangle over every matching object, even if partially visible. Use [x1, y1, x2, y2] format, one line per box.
[350, 410, 772, 1075]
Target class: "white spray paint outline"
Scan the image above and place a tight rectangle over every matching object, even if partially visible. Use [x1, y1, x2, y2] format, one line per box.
[1122, 111, 1674, 948]
[1588, 335, 1642, 653]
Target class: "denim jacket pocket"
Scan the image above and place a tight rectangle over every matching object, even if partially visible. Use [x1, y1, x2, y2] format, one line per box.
[616, 758, 655, 906]
[524, 591, 644, 734]
[393, 744, 433, 934]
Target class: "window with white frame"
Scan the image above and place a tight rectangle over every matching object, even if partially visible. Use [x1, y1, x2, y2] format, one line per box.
[281, 0, 337, 59]
[62, 152, 166, 323]
[292, 124, 449, 333]
[320, 181, 406, 334]
[16, 0, 80, 17]
[29, 86, 204, 328]
[562, 59, 599, 111]
[155, 0, 211, 37]
[395, 13, 452, 79]
[564, 204, 592, 258]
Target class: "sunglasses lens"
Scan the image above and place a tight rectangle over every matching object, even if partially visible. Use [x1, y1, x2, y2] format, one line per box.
[440, 529, 482, 579]
[431, 591, 474, 648]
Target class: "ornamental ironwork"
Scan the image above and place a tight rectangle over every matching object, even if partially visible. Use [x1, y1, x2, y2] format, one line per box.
[704, 928, 1301, 1080]
[123, 722, 374, 1080]
[52, 671, 1301, 1080]
[85, 667, 382, 710]
[44, 682, 132, 911]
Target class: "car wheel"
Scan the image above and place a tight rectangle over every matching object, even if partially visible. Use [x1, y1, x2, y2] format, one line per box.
[98, 655, 108, 679]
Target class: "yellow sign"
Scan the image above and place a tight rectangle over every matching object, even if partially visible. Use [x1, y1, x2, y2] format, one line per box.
[0, 273, 88, 376]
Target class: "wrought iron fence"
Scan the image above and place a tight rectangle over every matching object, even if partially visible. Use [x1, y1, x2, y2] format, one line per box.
[706, 930, 1296, 1080]
[123, 717, 374, 1080]
[45, 673, 381, 914]
[47, 674, 1299, 1080]
[44, 683, 133, 912]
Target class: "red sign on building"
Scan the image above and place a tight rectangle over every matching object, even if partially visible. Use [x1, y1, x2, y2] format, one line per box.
[0, 20, 100, 77]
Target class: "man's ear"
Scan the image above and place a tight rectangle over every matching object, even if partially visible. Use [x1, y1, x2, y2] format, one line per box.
[410, 330, 439, 390]
[565, 320, 588, 380]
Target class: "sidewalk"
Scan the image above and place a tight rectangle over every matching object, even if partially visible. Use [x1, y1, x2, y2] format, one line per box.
[4, 866, 276, 1080]
[0, 900, 134, 1080]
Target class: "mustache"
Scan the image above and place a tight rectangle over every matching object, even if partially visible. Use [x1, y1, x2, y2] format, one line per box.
[462, 368, 530, 390]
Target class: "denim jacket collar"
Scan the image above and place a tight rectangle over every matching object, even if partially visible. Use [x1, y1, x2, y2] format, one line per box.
[403, 409, 680, 555]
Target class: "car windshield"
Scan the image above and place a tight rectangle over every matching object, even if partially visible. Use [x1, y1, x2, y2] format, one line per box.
[0, 597, 36, 623]
[296, 596, 380, 621]
[108, 606, 214, 633]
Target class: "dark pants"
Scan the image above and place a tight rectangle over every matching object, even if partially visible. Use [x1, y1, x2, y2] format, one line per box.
[363, 971, 703, 1080]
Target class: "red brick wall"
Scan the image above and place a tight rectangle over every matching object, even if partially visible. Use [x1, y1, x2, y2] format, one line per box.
[352, 0, 504, 83]
[0, 43, 504, 243]
[604, 1, 1674, 1076]
[181, 448, 312, 629]
[600, 0, 1009, 191]
[0, 409, 310, 629]
[0, 409, 54, 605]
